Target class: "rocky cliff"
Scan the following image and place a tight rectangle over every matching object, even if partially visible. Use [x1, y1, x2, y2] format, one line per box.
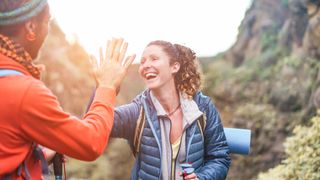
[202, 0, 320, 179]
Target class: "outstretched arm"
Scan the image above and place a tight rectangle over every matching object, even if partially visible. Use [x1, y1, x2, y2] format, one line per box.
[20, 38, 135, 161]
[111, 102, 141, 144]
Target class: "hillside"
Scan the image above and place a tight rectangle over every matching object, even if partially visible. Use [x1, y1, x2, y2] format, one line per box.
[201, 0, 320, 179]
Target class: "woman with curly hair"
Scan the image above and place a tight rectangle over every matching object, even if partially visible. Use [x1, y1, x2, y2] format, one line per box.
[110, 40, 231, 180]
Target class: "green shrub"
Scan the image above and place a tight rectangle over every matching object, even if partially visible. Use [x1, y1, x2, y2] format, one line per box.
[258, 113, 320, 180]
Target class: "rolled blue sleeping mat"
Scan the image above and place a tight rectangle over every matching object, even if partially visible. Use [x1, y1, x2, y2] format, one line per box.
[224, 128, 251, 155]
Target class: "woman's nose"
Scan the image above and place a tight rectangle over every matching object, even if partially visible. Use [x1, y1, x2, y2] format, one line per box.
[141, 59, 151, 68]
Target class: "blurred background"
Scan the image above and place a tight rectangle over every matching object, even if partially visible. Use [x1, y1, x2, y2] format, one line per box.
[39, 0, 320, 179]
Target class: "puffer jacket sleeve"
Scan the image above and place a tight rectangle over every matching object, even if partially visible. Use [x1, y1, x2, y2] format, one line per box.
[86, 90, 141, 144]
[196, 99, 231, 180]
[111, 100, 141, 144]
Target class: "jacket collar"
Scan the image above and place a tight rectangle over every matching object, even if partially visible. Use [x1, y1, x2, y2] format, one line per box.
[0, 53, 32, 76]
[150, 91, 203, 125]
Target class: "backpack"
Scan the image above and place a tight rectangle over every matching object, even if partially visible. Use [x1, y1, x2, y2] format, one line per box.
[132, 107, 206, 157]
[0, 69, 49, 180]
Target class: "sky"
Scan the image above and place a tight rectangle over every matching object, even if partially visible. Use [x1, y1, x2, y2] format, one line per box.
[48, 0, 252, 60]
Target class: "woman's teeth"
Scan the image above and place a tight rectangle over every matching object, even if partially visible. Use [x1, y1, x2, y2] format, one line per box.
[145, 73, 157, 80]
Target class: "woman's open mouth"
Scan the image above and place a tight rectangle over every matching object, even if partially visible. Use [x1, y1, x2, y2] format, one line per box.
[144, 72, 158, 80]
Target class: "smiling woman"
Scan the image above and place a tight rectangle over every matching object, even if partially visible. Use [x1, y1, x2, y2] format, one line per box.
[106, 40, 231, 180]
[48, 0, 251, 59]
[139, 41, 201, 98]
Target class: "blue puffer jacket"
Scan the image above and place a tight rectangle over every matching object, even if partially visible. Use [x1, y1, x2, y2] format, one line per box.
[111, 90, 231, 180]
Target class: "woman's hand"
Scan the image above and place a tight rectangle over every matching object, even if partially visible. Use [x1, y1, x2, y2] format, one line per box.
[182, 172, 198, 180]
[90, 38, 136, 94]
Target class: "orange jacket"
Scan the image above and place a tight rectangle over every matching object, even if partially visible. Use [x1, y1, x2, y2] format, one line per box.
[0, 54, 115, 179]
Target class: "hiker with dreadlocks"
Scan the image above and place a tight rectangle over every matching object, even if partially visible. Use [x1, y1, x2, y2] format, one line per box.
[110, 40, 231, 180]
[0, 0, 135, 179]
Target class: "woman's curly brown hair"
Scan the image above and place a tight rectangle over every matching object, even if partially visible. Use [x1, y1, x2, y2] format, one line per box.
[147, 40, 202, 98]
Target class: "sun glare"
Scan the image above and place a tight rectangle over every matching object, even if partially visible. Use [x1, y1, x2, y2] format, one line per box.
[49, 0, 251, 61]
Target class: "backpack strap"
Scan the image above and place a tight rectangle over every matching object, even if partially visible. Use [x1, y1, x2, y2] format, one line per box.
[4, 144, 35, 180]
[133, 106, 146, 157]
[132, 107, 207, 157]
[33, 145, 49, 175]
[197, 112, 207, 140]
[0, 69, 23, 76]
[3, 163, 25, 180]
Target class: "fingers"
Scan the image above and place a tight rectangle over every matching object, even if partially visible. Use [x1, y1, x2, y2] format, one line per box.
[118, 42, 128, 64]
[112, 38, 124, 62]
[123, 54, 136, 71]
[103, 38, 134, 70]
[89, 55, 100, 85]
[89, 55, 99, 71]
[104, 38, 128, 63]
[98, 38, 134, 68]
[99, 47, 104, 66]
[105, 39, 117, 61]
[183, 173, 198, 180]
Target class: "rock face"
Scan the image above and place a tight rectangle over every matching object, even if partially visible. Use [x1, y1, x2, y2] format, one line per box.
[223, 0, 320, 118]
[304, 0, 320, 58]
[226, 0, 290, 66]
[202, 0, 320, 179]
[226, 0, 320, 65]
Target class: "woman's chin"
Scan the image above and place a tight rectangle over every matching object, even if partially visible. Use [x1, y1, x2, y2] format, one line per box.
[147, 85, 158, 90]
[144, 80, 159, 90]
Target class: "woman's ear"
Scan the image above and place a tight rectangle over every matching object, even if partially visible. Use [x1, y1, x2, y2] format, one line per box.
[25, 21, 37, 41]
[171, 62, 181, 74]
